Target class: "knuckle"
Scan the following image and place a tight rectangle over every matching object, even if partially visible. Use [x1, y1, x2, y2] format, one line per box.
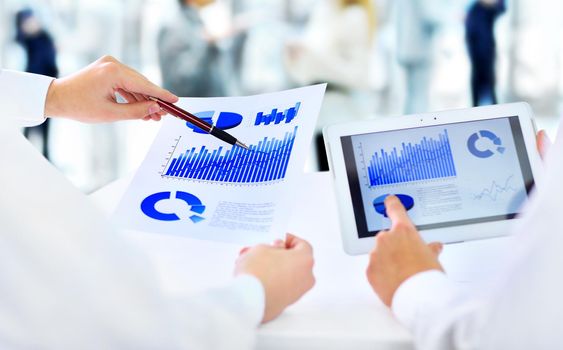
[309, 275, 316, 289]
[99, 61, 119, 75]
[99, 55, 116, 63]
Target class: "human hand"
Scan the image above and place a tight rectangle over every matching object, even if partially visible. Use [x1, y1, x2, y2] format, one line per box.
[366, 195, 444, 307]
[234, 234, 315, 323]
[45, 55, 178, 123]
[536, 129, 552, 160]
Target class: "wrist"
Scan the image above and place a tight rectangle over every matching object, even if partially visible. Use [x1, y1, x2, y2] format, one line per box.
[44, 79, 64, 117]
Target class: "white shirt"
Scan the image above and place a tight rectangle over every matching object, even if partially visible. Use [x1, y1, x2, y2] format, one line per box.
[392, 124, 563, 348]
[0, 69, 265, 349]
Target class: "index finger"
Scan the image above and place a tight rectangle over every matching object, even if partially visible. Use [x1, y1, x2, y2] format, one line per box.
[120, 67, 178, 103]
[384, 195, 414, 229]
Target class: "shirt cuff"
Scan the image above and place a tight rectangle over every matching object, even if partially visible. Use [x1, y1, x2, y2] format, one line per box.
[391, 270, 455, 330]
[0, 69, 54, 127]
[211, 275, 265, 327]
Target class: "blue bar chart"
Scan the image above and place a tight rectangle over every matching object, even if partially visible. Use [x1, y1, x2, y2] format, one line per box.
[254, 102, 301, 125]
[367, 129, 457, 187]
[163, 127, 298, 184]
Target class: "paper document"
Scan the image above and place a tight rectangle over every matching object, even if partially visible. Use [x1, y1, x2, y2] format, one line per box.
[113, 85, 326, 244]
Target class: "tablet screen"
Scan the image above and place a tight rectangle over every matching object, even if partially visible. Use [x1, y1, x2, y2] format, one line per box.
[341, 116, 535, 238]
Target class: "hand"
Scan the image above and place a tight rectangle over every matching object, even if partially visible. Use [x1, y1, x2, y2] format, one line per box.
[536, 129, 552, 160]
[45, 55, 178, 123]
[366, 195, 444, 307]
[234, 234, 315, 323]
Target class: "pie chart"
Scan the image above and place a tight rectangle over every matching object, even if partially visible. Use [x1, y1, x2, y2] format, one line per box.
[373, 194, 415, 217]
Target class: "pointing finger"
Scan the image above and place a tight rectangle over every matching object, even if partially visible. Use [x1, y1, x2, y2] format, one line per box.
[384, 195, 413, 229]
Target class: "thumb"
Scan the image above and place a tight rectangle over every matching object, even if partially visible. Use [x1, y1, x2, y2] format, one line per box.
[113, 100, 161, 120]
[428, 242, 443, 257]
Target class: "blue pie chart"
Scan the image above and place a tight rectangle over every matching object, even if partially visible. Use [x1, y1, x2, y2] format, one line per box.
[187, 111, 243, 134]
[467, 130, 505, 158]
[373, 194, 415, 217]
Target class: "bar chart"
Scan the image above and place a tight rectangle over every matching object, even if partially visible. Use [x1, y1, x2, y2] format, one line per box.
[254, 102, 301, 126]
[367, 129, 457, 187]
[162, 127, 298, 184]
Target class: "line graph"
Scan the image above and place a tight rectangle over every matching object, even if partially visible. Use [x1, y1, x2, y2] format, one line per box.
[366, 130, 457, 187]
[473, 175, 517, 201]
[161, 127, 297, 184]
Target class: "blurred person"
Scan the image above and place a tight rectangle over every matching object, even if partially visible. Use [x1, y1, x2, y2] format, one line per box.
[285, 0, 376, 170]
[395, 0, 446, 114]
[158, 0, 240, 97]
[465, 0, 506, 106]
[15, 8, 58, 160]
[285, 0, 375, 92]
[0, 55, 315, 348]
[364, 131, 563, 349]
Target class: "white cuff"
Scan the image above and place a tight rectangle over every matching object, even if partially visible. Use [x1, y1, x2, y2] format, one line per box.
[0, 69, 53, 127]
[391, 270, 455, 330]
[211, 275, 265, 327]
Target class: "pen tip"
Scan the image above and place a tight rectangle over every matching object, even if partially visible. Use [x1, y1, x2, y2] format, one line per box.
[236, 141, 250, 150]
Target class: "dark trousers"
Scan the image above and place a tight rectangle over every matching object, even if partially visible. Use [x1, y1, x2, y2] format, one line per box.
[24, 118, 50, 160]
[470, 57, 497, 107]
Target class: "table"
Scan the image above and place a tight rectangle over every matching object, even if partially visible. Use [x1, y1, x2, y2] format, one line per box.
[91, 172, 510, 349]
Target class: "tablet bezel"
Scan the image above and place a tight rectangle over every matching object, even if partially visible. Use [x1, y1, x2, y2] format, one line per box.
[324, 103, 542, 255]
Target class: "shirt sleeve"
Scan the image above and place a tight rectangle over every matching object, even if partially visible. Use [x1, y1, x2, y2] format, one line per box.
[0, 69, 53, 127]
[0, 130, 265, 349]
[391, 270, 485, 350]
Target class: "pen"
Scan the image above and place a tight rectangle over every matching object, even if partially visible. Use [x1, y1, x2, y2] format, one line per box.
[149, 96, 249, 150]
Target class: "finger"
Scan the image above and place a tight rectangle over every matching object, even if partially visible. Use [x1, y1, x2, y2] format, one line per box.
[272, 239, 285, 248]
[384, 195, 413, 229]
[112, 100, 161, 120]
[115, 88, 137, 104]
[120, 69, 178, 103]
[428, 242, 443, 256]
[130, 92, 163, 120]
[285, 233, 312, 252]
[239, 247, 250, 256]
[536, 129, 552, 160]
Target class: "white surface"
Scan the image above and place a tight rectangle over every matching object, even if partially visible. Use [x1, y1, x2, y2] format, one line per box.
[323, 102, 541, 254]
[91, 172, 510, 349]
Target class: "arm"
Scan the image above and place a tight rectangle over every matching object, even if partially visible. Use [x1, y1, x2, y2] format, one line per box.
[0, 69, 54, 127]
[1, 55, 177, 129]
[366, 131, 553, 349]
[0, 57, 315, 348]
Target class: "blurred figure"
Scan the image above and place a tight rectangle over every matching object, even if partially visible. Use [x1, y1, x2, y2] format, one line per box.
[465, 0, 506, 106]
[15, 8, 58, 160]
[158, 0, 235, 97]
[285, 0, 375, 91]
[395, 0, 445, 114]
[285, 0, 376, 170]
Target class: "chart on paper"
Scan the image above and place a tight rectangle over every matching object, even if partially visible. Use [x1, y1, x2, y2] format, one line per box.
[160, 127, 298, 184]
[112, 85, 327, 245]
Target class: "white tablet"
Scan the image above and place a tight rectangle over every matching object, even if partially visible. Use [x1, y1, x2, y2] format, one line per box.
[324, 103, 542, 255]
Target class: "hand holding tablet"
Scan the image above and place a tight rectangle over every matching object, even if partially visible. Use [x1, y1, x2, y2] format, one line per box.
[324, 103, 543, 255]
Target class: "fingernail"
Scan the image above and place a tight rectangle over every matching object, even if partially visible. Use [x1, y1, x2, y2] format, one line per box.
[239, 247, 250, 255]
[148, 104, 160, 115]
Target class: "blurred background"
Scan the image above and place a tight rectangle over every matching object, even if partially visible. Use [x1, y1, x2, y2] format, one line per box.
[2, 0, 563, 192]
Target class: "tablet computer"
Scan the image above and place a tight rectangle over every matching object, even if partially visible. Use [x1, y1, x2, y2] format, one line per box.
[324, 103, 542, 255]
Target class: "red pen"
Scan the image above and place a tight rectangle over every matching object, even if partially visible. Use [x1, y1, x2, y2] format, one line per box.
[149, 96, 249, 150]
